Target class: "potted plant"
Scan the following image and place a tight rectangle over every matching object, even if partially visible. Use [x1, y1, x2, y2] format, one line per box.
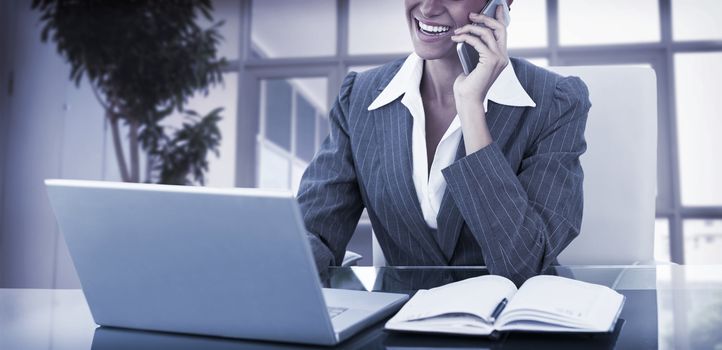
[33, 0, 227, 185]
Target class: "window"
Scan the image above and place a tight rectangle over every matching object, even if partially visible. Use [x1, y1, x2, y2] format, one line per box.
[264, 79, 293, 150]
[349, 0, 412, 55]
[161, 72, 238, 188]
[251, 0, 336, 58]
[674, 52, 722, 206]
[684, 220, 722, 264]
[257, 77, 329, 191]
[195, 73, 238, 188]
[295, 96, 317, 162]
[672, 0, 722, 41]
[558, 0, 660, 45]
[655, 218, 671, 262]
[206, 0, 241, 60]
[507, 0, 547, 49]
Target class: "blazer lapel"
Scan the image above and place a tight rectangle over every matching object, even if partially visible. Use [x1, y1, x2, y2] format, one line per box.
[435, 136, 466, 261]
[375, 99, 447, 265]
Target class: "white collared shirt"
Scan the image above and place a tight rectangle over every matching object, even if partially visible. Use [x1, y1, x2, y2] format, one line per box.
[367, 53, 536, 229]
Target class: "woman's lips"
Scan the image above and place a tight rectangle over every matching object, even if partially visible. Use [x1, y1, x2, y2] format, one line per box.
[415, 18, 453, 43]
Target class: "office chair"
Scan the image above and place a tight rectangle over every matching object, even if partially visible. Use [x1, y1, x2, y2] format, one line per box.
[361, 65, 658, 267]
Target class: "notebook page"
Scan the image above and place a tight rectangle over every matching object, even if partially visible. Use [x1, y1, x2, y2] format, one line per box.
[385, 314, 495, 336]
[387, 275, 517, 323]
[497, 275, 623, 331]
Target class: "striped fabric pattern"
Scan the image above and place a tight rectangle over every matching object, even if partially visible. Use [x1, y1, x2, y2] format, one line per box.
[296, 57, 591, 285]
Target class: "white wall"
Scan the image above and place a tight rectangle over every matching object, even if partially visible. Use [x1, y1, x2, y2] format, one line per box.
[0, 1, 144, 288]
[0, 0, 13, 286]
[0, 0, 74, 288]
[0, 1, 14, 274]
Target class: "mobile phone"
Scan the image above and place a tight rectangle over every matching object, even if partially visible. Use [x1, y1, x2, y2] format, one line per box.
[456, 0, 510, 75]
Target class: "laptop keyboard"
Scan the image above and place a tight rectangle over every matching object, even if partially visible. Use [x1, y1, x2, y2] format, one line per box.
[327, 307, 348, 319]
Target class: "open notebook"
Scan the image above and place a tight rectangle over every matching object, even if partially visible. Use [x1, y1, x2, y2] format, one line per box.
[385, 275, 624, 336]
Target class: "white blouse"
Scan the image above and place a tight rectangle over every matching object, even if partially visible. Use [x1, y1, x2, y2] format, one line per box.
[367, 53, 536, 229]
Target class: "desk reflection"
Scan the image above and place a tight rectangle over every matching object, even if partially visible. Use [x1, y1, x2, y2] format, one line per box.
[327, 266, 569, 294]
[90, 320, 625, 350]
[90, 324, 385, 350]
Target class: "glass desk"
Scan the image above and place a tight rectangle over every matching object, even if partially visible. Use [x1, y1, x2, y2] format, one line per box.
[2, 265, 721, 349]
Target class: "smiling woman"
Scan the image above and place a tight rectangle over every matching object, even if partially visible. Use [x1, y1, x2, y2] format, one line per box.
[296, 0, 591, 285]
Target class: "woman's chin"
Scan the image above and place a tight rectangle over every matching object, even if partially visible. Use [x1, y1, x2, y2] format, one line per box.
[413, 45, 458, 61]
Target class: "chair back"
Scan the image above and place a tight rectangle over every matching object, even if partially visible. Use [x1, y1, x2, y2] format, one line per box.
[551, 65, 657, 265]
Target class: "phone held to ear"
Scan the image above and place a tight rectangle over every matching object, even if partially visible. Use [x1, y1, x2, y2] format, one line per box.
[456, 0, 511, 75]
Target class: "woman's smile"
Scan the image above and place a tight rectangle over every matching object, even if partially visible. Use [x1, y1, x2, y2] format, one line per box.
[415, 18, 454, 41]
[406, 0, 482, 59]
[414, 18, 456, 45]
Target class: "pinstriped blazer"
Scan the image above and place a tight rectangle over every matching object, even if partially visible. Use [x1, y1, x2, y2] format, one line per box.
[297, 57, 591, 285]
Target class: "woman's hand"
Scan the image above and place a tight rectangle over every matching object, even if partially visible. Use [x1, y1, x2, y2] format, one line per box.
[451, 5, 509, 111]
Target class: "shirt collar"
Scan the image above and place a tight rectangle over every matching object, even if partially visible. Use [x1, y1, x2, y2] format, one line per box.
[368, 53, 536, 111]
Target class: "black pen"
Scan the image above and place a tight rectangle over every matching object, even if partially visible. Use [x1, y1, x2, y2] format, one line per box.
[489, 298, 508, 323]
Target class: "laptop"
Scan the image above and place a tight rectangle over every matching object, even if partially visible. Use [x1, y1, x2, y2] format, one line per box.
[45, 179, 408, 346]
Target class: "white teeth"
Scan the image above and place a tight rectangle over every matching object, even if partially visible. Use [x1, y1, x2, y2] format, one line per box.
[418, 20, 450, 34]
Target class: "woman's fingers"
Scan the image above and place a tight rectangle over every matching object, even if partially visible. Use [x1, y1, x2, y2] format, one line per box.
[469, 12, 504, 32]
[494, 5, 511, 28]
[468, 8, 507, 50]
[453, 25, 500, 55]
[494, 3, 509, 27]
[451, 33, 497, 60]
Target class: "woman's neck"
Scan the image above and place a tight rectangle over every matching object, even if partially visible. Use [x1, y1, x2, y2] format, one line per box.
[420, 51, 464, 107]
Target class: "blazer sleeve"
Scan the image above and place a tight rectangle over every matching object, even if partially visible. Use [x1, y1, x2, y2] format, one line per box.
[296, 72, 365, 271]
[441, 76, 591, 285]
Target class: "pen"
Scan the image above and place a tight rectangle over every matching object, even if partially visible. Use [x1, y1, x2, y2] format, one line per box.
[489, 298, 508, 323]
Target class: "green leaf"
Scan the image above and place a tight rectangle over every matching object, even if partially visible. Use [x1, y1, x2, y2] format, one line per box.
[33, 0, 228, 185]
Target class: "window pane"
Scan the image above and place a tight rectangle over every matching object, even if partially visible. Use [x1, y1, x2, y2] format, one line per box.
[209, 0, 240, 60]
[349, 0, 412, 55]
[291, 162, 307, 195]
[289, 77, 329, 114]
[655, 218, 670, 262]
[558, 0, 660, 45]
[264, 79, 292, 150]
[190, 73, 238, 188]
[675, 53, 722, 206]
[295, 94, 316, 162]
[507, 1, 547, 48]
[289, 77, 328, 159]
[672, 0, 722, 41]
[684, 220, 722, 264]
[258, 142, 289, 189]
[251, 0, 336, 58]
[258, 76, 327, 189]
[157, 73, 237, 187]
